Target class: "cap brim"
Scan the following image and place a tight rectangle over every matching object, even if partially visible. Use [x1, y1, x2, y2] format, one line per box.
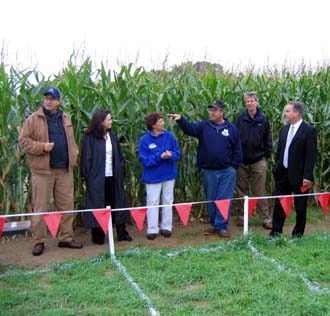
[44, 92, 59, 99]
[208, 105, 223, 109]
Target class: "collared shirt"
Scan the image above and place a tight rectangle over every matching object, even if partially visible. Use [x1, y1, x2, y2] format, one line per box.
[290, 119, 303, 138]
[105, 132, 113, 176]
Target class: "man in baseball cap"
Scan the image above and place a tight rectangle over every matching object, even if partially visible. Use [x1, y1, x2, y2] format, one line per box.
[208, 100, 225, 109]
[19, 87, 83, 255]
[169, 100, 242, 239]
[44, 87, 61, 100]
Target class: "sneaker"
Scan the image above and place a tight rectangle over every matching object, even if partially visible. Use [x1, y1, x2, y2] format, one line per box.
[147, 233, 157, 240]
[160, 230, 172, 238]
[203, 227, 216, 235]
[217, 230, 231, 239]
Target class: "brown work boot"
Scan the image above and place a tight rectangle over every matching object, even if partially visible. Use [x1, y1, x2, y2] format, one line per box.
[58, 240, 83, 249]
[203, 227, 216, 235]
[217, 230, 231, 239]
[262, 221, 273, 230]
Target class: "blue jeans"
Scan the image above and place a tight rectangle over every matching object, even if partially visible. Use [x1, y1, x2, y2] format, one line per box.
[201, 167, 237, 232]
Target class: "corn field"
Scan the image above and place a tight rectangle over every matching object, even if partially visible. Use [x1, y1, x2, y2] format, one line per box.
[1, 58, 329, 217]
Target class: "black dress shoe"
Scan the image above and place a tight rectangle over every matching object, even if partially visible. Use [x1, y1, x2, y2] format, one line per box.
[58, 240, 83, 249]
[147, 233, 157, 240]
[160, 230, 172, 238]
[92, 227, 105, 245]
[92, 237, 105, 245]
[32, 243, 44, 256]
[118, 233, 132, 242]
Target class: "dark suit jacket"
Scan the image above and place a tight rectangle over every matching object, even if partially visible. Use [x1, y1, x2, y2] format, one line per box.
[273, 120, 317, 185]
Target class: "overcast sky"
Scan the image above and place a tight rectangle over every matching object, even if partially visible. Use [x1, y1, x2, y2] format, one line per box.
[1, 0, 329, 77]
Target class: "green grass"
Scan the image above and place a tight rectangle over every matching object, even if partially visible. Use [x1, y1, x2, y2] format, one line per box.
[1, 233, 330, 316]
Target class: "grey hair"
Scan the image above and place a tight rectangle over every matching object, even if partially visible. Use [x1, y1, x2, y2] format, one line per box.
[244, 91, 259, 102]
[289, 102, 304, 116]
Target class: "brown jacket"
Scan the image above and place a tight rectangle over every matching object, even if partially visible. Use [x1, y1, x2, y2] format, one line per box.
[19, 107, 78, 174]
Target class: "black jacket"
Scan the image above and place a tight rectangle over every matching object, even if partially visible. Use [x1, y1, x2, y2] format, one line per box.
[234, 108, 272, 164]
[273, 121, 317, 185]
[80, 130, 130, 227]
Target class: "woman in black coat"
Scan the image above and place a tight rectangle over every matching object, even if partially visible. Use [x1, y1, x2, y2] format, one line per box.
[80, 109, 132, 244]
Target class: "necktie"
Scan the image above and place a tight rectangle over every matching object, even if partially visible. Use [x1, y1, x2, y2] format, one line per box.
[283, 125, 295, 168]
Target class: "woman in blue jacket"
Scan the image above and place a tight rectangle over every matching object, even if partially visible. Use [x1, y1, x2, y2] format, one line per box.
[138, 112, 180, 240]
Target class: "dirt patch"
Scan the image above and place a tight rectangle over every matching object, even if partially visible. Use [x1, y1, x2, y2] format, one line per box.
[1, 215, 329, 268]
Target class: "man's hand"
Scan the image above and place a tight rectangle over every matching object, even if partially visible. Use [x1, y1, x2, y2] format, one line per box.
[44, 142, 55, 152]
[302, 179, 312, 186]
[168, 114, 181, 121]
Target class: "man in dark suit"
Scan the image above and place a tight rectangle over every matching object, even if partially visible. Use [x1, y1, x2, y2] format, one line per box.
[270, 102, 317, 238]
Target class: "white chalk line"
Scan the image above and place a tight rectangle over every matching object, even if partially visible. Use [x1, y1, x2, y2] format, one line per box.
[1, 234, 329, 316]
[111, 255, 159, 316]
[0, 254, 159, 316]
[0, 256, 105, 279]
[125, 238, 330, 295]
[247, 240, 330, 294]
[124, 242, 234, 258]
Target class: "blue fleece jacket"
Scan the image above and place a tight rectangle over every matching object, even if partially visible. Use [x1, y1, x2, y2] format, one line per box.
[177, 116, 242, 170]
[43, 107, 69, 168]
[138, 130, 181, 183]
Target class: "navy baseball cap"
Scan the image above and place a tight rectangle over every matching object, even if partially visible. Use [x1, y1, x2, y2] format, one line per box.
[208, 100, 225, 109]
[44, 87, 61, 100]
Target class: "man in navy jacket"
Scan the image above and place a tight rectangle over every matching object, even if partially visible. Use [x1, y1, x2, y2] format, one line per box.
[270, 102, 317, 237]
[169, 100, 242, 238]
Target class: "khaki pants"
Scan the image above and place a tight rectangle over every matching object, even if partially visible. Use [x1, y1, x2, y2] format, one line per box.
[31, 169, 74, 243]
[236, 159, 271, 223]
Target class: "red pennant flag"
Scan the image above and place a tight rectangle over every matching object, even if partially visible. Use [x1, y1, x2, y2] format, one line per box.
[248, 198, 259, 219]
[0, 217, 6, 237]
[175, 204, 192, 227]
[43, 213, 63, 238]
[130, 208, 147, 232]
[317, 193, 330, 215]
[300, 183, 312, 193]
[280, 196, 293, 217]
[92, 209, 111, 235]
[214, 200, 230, 222]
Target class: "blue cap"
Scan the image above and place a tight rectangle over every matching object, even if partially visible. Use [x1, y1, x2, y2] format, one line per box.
[44, 87, 61, 100]
[208, 100, 225, 109]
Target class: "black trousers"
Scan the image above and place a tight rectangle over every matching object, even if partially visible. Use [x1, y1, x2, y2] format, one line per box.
[104, 176, 116, 210]
[271, 168, 309, 237]
[93, 177, 127, 239]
